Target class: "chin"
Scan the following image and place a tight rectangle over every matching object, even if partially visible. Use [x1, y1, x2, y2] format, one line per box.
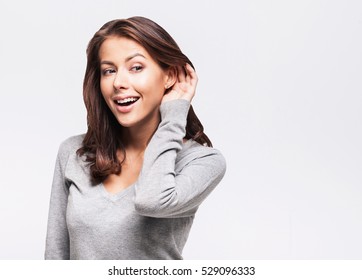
[116, 119, 136, 128]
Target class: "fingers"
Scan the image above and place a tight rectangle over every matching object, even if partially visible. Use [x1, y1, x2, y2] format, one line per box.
[185, 63, 198, 86]
[165, 63, 197, 103]
[178, 63, 197, 85]
[177, 66, 186, 83]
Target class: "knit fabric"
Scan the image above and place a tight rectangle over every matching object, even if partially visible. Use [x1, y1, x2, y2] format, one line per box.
[45, 99, 226, 259]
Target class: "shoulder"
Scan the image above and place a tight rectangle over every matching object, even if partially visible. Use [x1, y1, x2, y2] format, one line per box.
[57, 134, 85, 160]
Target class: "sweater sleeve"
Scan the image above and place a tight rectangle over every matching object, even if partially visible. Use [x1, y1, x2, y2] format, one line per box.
[134, 99, 226, 218]
[45, 142, 70, 260]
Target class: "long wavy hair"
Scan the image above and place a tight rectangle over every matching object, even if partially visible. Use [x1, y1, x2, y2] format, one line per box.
[77, 16, 212, 184]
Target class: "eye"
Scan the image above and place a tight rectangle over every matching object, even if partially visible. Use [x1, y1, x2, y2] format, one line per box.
[131, 65, 143, 72]
[102, 68, 116, 76]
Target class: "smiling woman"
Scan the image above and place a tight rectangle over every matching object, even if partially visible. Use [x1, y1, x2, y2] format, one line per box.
[99, 37, 170, 130]
[45, 16, 226, 260]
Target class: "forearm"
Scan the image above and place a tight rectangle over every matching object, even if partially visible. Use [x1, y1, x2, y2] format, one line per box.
[134, 99, 226, 218]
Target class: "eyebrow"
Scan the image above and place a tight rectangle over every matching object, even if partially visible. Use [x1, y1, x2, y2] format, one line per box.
[100, 53, 146, 65]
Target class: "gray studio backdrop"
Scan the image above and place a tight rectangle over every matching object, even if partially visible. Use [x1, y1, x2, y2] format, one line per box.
[0, 0, 361, 259]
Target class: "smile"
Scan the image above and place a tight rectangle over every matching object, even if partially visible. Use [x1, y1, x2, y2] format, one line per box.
[114, 97, 140, 106]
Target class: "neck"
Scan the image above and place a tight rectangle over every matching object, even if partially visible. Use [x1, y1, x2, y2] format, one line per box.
[121, 112, 160, 153]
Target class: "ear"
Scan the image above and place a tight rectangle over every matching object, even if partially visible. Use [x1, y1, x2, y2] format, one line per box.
[164, 67, 177, 90]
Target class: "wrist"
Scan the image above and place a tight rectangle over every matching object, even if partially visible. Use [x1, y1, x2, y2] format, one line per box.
[160, 99, 190, 121]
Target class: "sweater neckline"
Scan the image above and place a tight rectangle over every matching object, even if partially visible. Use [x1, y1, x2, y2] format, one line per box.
[99, 182, 135, 201]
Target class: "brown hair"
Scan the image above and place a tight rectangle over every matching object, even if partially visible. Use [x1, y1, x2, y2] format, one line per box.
[77, 16, 212, 184]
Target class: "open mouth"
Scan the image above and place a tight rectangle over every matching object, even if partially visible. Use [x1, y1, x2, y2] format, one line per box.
[114, 97, 140, 107]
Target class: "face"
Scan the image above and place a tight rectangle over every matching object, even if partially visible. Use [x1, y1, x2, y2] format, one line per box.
[99, 36, 173, 129]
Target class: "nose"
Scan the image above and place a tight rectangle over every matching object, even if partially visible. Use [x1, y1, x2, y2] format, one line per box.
[113, 69, 129, 91]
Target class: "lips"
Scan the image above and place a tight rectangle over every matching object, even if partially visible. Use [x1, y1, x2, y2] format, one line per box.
[113, 96, 140, 113]
[114, 97, 139, 107]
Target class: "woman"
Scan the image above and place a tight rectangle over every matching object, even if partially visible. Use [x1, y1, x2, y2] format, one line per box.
[45, 16, 226, 260]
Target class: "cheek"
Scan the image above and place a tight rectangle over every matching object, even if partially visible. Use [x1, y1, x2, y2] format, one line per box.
[100, 79, 111, 95]
[132, 73, 165, 100]
[100, 79, 114, 108]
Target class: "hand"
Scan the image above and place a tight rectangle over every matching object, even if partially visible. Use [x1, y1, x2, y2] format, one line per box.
[162, 63, 198, 103]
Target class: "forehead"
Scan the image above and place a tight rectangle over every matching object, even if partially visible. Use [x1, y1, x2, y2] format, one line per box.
[99, 36, 149, 60]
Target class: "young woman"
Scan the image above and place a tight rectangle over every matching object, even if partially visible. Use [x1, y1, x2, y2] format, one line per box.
[45, 16, 226, 260]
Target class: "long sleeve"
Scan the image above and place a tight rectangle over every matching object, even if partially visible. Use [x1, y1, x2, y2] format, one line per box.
[45, 142, 70, 259]
[134, 99, 226, 218]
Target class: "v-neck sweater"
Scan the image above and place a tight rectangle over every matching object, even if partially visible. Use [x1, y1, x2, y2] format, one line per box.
[45, 99, 226, 260]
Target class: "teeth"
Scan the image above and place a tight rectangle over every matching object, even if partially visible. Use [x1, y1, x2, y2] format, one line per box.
[116, 97, 138, 104]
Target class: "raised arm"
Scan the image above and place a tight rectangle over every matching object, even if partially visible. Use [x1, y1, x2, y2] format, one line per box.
[134, 64, 226, 218]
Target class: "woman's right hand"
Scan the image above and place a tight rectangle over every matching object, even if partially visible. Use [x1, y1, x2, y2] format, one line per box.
[162, 63, 198, 104]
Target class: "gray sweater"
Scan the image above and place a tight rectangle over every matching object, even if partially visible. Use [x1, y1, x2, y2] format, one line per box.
[45, 99, 226, 260]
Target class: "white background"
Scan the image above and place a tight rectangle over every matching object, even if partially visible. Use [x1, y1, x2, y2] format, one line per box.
[0, 0, 361, 259]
